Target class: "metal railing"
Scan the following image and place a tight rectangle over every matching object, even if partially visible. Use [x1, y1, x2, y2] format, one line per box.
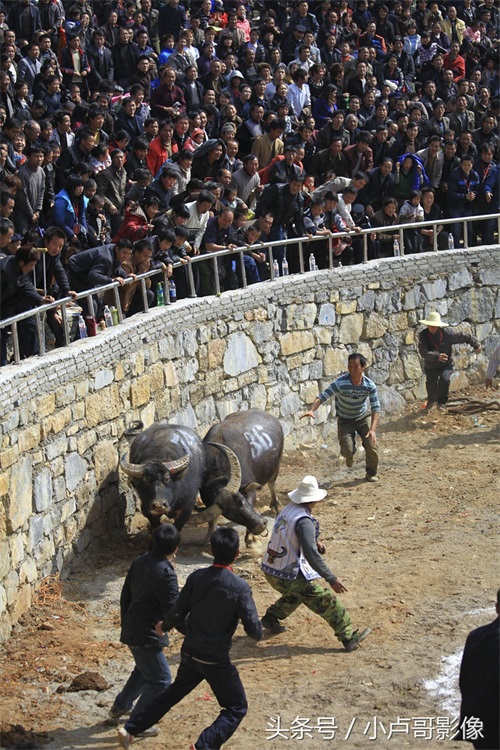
[1, 211, 499, 366]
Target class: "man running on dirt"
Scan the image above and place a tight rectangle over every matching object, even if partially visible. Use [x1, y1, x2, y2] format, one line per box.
[418, 311, 481, 410]
[301, 352, 380, 482]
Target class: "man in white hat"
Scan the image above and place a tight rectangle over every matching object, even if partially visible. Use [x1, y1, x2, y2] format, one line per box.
[418, 311, 481, 410]
[261, 475, 370, 652]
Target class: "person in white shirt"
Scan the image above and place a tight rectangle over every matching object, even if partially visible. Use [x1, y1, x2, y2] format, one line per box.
[287, 68, 311, 118]
[184, 190, 214, 252]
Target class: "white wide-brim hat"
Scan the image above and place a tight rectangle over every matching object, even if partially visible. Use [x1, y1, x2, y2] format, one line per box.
[288, 475, 327, 504]
[419, 311, 448, 327]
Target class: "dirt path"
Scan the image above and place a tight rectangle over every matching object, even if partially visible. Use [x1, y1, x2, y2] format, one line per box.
[1, 387, 499, 750]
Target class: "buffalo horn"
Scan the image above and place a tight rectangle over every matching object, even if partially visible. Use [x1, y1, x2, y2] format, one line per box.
[164, 455, 190, 474]
[206, 442, 242, 494]
[120, 456, 145, 477]
[186, 503, 223, 526]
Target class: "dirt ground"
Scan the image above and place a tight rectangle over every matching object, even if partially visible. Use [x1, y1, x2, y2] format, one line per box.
[1, 386, 499, 750]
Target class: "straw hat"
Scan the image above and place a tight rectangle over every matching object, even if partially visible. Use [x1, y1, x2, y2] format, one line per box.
[419, 311, 448, 327]
[288, 476, 327, 504]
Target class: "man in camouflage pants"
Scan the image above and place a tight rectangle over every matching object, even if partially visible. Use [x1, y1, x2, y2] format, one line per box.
[260, 475, 371, 652]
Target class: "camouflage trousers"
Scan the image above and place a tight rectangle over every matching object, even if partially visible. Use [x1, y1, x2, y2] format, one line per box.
[264, 573, 353, 642]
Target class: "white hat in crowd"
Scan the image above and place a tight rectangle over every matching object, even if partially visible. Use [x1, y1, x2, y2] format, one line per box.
[288, 475, 327, 504]
[419, 311, 448, 327]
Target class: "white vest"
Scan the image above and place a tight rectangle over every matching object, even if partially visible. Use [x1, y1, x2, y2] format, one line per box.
[261, 503, 321, 582]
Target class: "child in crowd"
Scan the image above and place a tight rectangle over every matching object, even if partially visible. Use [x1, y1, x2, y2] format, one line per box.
[399, 189, 424, 253]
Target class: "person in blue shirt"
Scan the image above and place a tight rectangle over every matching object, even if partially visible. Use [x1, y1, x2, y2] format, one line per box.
[301, 351, 380, 482]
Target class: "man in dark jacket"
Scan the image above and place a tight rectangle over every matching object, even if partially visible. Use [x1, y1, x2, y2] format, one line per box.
[256, 172, 307, 272]
[86, 30, 115, 88]
[457, 590, 499, 750]
[67, 239, 133, 315]
[118, 527, 262, 750]
[109, 524, 180, 732]
[55, 130, 95, 191]
[35, 226, 76, 347]
[418, 310, 481, 410]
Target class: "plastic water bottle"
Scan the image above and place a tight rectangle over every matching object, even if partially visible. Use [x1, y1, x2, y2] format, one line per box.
[393, 237, 400, 257]
[282, 256, 289, 276]
[78, 315, 87, 339]
[169, 279, 177, 302]
[448, 233, 454, 249]
[272, 258, 279, 277]
[103, 305, 113, 327]
[308, 253, 316, 271]
[156, 282, 165, 306]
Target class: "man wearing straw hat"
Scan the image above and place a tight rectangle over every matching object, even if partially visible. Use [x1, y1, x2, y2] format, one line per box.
[261, 475, 371, 652]
[418, 311, 481, 411]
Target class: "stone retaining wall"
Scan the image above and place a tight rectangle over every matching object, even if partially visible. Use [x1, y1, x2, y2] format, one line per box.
[0, 247, 498, 641]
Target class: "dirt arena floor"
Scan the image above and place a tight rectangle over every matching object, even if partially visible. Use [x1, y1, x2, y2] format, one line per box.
[1, 386, 499, 750]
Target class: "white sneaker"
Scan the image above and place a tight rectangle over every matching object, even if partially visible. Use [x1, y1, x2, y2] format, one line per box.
[365, 474, 379, 482]
[117, 727, 134, 748]
[137, 727, 160, 738]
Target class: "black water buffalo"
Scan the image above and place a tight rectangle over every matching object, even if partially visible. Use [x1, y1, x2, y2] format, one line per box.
[121, 423, 204, 530]
[120, 420, 268, 538]
[196, 409, 284, 545]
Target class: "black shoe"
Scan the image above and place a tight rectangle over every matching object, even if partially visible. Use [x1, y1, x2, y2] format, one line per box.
[261, 614, 287, 634]
[342, 627, 371, 652]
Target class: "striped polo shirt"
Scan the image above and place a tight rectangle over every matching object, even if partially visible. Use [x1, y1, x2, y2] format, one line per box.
[318, 373, 380, 421]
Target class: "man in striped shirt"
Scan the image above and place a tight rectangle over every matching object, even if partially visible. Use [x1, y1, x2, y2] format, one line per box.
[301, 352, 380, 482]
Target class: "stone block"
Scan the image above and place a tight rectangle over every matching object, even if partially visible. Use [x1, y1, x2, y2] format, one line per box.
[0, 445, 19, 470]
[357, 290, 376, 312]
[477, 268, 500, 286]
[34, 468, 52, 512]
[223, 332, 261, 375]
[448, 268, 473, 291]
[363, 313, 388, 339]
[250, 322, 274, 346]
[149, 362, 165, 393]
[164, 361, 179, 387]
[377, 385, 406, 414]
[422, 278, 447, 301]
[0, 585, 6, 618]
[28, 515, 44, 552]
[323, 347, 347, 377]
[208, 339, 226, 369]
[45, 436, 67, 461]
[247, 384, 267, 411]
[338, 313, 363, 344]
[43, 408, 71, 438]
[94, 369, 114, 390]
[336, 299, 357, 315]
[36, 393, 56, 418]
[0, 471, 9, 497]
[402, 352, 423, 381]
[315, 327, 333, 345]
[280, 391, 301, 417]
[318, 303, 336, 326]
[0, 540, 9, 579]
[75, 381, 89, 399]
[300, 382, 319, 406]
[93, 441, 118, 489]
[216, 400, 240, 421]
[139, 402, 156, 429]
[65, 453, 87, 492]
[130, 351, 145, 376]
[72, 402, 86, 421]
[6, 456, 32, 532]
[280, 331, 315, 356]
[19, 557, 37, 584]
[403, 287, 420, 311]
[5, 570, 19, 608]
[194, 397, 216, 426]
[470, 287, 495, 323]
[130, 375, 151, 408]
[9, 534, 24, 569]
[77, 430, 97, 455]
[86, 384, 122, 427]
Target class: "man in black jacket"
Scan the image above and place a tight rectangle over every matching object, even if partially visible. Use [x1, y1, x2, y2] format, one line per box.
[109, 524, 180, 733]
[67, 239, 133, 315]
[35, 226, 76, 347]
[418, 310, 481, 410]
[256, 171, 307, 273]
[457, 590, 499, 750]
[118, 527, 262, 750]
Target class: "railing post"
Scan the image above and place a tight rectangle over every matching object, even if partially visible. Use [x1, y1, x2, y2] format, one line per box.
[298, 240, 304, 274]
[212, 255, 221, 296]
[399, 228, 404, 256]
[139, 277, 150, 311]
[11, 321, 20, 364]
[463, 219, 469, 248]
[433, 226, 438, 252]
[268, 245, 276, 279]
[238, 250, 247, 288]
[35, 312, 45, 356]
[186, 261, 197, 297]
[112, 287, 124, 322]
[363, 232, 368, 263]
[328, 233, 333, 268]
[60, 304, 70, 346]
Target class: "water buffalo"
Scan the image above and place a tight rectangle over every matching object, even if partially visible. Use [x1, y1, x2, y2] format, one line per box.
[121, 423, 204, 530]
[195, 409, 284, 545]
[120, 420, 268, 539]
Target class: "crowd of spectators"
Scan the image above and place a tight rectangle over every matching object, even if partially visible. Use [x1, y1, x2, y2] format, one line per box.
[0, 0, 499, 362]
